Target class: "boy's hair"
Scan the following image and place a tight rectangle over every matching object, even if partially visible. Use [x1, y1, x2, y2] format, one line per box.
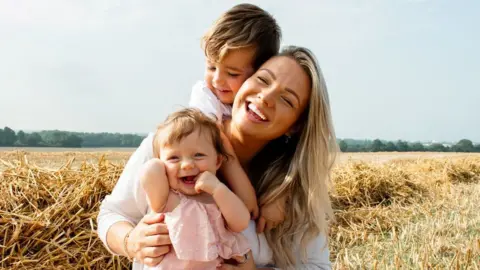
[153, 108, 230, 161]
[202, 3, 281, 70]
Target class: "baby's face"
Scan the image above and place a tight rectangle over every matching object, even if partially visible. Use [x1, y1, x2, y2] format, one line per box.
[159, 129, 222, 196]
[204, 47, 255, 105]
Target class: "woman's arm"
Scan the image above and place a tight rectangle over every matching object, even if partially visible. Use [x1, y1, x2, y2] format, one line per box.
[293, 233, 331, 270]
[97, 133, 154, 253]
[221, 228, 331, 270]
[220, 233, 331, 270]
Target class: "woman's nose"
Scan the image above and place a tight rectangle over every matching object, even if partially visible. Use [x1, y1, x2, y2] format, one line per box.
[257, 88, 275, 107]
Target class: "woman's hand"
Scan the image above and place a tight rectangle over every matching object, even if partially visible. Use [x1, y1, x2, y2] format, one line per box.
[126, 213, 171, 267]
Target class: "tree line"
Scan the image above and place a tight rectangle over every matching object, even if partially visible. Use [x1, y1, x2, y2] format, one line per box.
[338, 138, 480, 153]
[0, 126, 479, 152]
[0, 127, 144, 148]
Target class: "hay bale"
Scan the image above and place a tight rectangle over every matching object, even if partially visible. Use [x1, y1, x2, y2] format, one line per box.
[330, 161, 426, 210]
[443, 158, 480, 184]
[0, 155, 130, 269]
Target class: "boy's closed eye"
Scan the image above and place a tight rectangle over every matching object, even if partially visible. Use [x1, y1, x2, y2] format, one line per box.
[227, 72, 240, 77]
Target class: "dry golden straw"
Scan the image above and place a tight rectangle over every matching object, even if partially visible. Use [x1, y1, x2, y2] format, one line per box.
[1, 151, 479, 269]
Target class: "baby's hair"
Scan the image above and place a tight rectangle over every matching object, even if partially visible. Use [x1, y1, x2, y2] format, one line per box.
[202, 3, 281, 70]
[153, 108, 230, 161]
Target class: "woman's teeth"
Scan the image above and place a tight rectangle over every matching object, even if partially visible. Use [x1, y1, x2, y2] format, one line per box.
[247, 103, 267, 121]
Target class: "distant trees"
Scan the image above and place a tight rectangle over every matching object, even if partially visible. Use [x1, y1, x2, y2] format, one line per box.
[337, 138, 480, 153]
[1, 125, 479, 152]
[0, 126, 145, 148]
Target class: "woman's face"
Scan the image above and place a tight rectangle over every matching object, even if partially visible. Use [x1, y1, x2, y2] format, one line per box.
[231, 56, 311, 142]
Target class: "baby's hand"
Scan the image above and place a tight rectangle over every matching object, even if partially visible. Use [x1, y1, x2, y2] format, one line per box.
[256, 196, 287, 233]
[194, 171, 222, 195]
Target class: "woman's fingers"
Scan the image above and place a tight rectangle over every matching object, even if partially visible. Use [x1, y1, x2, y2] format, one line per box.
[141, 245, 171, 258]
[256, 216, 266, 233]
[144, 234, 172, 246]
[142, 213, 165, 225]
[144, 223, 169, 236]
[143, 255, 165, 268]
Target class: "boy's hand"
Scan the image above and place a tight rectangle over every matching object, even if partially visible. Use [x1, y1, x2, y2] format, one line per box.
[256, 196, 287, 233]
[245, 195, 259, 220]
[194, 171, 222, 195]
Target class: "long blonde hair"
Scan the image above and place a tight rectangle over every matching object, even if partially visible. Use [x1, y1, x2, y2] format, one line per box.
[249, 46, 338, 269]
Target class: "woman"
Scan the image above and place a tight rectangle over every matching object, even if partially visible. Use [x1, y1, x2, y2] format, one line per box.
[97, 46, 338, 270]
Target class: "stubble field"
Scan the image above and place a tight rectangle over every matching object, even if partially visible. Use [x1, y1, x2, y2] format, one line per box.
[1, 149, 479, 269]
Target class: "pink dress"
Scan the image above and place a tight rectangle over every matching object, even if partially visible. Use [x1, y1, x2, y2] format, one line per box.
[146, 191, 250, 270]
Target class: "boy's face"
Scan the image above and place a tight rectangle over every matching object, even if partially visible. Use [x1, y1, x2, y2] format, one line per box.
[204, 47, 255, 105]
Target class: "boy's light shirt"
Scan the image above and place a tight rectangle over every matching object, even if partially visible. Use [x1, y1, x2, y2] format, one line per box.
[189, 80, 232, 122]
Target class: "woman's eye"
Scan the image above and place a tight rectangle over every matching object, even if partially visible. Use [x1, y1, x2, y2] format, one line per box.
[282, 97, 294, 107]
[257, 76, 268, 84]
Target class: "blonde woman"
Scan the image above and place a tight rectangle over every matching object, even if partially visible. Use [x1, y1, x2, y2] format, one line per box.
[97, 45, 338, 270]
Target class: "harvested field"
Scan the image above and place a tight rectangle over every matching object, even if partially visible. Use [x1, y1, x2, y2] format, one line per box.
[1, 150, 479, 269]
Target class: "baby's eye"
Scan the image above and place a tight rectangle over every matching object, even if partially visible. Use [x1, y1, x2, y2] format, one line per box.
[208, 66, 216, 71]
[167, 156, 179, 162]
[228, 72, 240, 77]
[194, 153, 206, 158]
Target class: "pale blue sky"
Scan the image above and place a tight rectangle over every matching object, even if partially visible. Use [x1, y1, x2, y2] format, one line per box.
[0, 0, 478, 142]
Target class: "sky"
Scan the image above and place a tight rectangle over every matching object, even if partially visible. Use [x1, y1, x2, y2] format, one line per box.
[0, 0, 478, 142]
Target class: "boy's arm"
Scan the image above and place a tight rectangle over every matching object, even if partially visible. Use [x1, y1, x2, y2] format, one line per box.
[195, 172, 250, 233]
[219, 158, 259, 219]
[218, 129, 259, 219]
[140, 159, 170, 213]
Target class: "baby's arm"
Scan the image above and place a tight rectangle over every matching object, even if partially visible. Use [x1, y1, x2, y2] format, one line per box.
[139, 158, 170, 213]
[195, 171, 250, 233]
[218, 131, 259, 219]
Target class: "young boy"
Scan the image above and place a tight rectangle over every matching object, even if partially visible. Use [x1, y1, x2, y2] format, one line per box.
[188, 4, 285, 233]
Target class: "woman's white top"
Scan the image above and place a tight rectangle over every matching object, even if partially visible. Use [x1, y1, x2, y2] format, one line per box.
[96, 83, 332, 269]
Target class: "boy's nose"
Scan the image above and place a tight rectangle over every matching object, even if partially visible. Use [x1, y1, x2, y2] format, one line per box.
[213, 70, 224, 87]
